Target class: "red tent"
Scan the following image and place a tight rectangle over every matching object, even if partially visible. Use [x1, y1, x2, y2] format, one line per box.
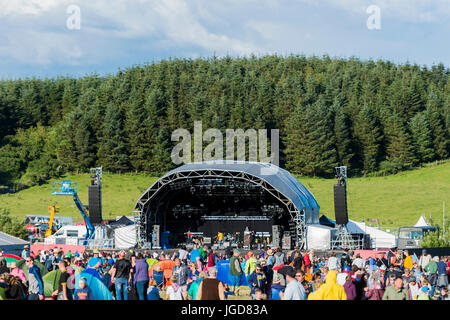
[3, 253, 22, 260]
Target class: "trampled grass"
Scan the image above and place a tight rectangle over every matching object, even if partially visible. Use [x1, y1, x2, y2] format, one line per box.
[0, 161, 448, 231]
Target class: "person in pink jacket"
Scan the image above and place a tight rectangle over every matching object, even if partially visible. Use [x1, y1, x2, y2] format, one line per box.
[9, 262, 27, 282]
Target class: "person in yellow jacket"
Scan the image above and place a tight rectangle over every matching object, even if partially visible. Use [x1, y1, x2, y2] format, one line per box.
[403, 250, 413, 271]
[307, 270, 347, 300]
[244, 251, 258, 278]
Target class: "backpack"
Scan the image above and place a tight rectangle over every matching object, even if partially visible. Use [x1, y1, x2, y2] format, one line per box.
[66, 267, 76, 290]
[304, 254, 311, 266]
[45, 257, 53, 270]
[274, 254, 284, 266]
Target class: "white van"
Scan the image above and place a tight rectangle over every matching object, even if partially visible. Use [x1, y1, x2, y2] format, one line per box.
[44, 225, 87, 245]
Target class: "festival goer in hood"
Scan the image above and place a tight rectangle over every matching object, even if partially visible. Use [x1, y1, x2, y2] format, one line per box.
[327, 252, 340, 271]
[343, 275, 357, 300]
[336, 266, 350, 286]
[308, 270, 347, 300]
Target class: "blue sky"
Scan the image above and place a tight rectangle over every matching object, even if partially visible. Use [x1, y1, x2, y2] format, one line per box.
[0, 0, 449, 79]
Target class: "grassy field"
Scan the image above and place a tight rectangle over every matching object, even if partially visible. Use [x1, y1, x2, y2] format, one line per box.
[0, 161, 448, 230]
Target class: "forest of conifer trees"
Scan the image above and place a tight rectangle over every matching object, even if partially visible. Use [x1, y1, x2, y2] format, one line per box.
[0, 55, 449, 187]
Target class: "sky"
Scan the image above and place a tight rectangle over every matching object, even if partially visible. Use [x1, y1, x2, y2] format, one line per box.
[0, 0, 449, 79]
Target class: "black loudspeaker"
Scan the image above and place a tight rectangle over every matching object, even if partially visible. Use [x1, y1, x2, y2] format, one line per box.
[88, 185, 102, 224]
[334, 184, 348, 225]
[272, 225, 281, 247]
[152, 225, 160, 248]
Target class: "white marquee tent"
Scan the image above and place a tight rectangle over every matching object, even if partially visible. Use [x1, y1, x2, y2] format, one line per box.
[413, 216, 430, 227]
[314, 216, 398, 249]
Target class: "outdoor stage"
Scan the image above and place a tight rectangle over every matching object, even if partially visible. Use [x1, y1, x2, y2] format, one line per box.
[133, 161, 321, 250]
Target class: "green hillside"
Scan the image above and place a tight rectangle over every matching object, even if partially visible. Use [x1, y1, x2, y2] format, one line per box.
[0, 161, 448, 230]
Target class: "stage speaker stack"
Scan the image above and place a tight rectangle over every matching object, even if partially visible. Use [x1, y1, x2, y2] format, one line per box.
[243, 232, 251, 249]
[282, 233, 291, 250]
[152, 224, 160, 249]
[88, 185, 102, 224]
[272, 225, 281, 247]
[333, 184, 348, 225]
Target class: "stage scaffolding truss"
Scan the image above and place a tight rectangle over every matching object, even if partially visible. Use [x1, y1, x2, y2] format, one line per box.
[133, 168, 308, 249]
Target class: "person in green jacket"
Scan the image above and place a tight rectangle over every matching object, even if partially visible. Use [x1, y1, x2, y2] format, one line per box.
[229, 249, 243, 296]
[424, 257, 438, 274]
[188, 272, 206, 300]
[382, 277, 410, 300]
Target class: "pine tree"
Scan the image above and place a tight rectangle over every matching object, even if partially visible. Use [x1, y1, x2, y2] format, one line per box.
[285, 98, 337, 176]
[333, 99, 355, 170]
[383, 112, 417, 171]
[125, 89, 156, 172]
[424, 106, 449, 160]
[354, 106, 384, 174]
[97, 103, 130, 172]
[408, 112, 435, 163]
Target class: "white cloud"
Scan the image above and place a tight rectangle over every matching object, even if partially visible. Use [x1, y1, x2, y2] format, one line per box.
[0, 0, 70, 17]
[0, 0, 448, 75]
[296, 0, 450, 23]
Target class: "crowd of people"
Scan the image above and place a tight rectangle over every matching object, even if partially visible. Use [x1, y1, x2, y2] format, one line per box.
[0, 244, 449, 301]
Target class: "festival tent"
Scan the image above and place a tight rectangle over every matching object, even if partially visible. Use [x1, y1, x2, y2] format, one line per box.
[348, 221, 397, 249]
[216, 260, 248, 286]
[3, 253, 22, 267]
[82, 268, 102, 281]
[414, 216, 430, 227]
[70, 264, 84, 275]
[307, 224, 335, 250]
[43, 270, 61, 297]
[318, 215, 397, 249]
[75, 271, 113, 300]
[16, 259, 48, 277]
[114, 224, 136, 249]
[0, 231, 29, 256]
[109, 216, 134, 228]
